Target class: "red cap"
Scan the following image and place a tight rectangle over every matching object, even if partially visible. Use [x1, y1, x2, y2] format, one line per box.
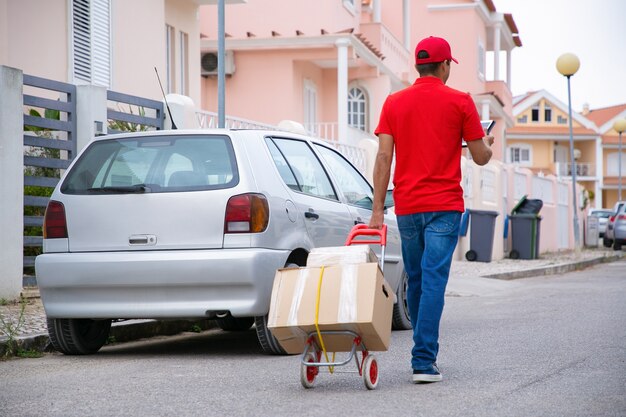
[415, 36, 458, 65]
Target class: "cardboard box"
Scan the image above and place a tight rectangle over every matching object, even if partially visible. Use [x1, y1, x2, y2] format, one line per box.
[306, 245, 379, 267]
[267, 263, 396, 354]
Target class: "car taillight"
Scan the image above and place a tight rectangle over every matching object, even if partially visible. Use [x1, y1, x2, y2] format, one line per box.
[43, 200, 68, 239]
[609, 215, 616, 223]
[224, 193, 269, 233]
[619, 214, 626, 221]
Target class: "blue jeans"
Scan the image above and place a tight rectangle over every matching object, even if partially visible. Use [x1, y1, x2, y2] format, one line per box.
[397, 211, 461, 370]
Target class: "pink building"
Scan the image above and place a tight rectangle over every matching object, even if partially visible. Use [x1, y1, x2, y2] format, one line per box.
[199, 0, 521, 160]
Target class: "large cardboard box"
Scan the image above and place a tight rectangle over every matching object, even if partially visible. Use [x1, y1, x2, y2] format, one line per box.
[267, 263, 396, 354]
[306, 245, 379, 267]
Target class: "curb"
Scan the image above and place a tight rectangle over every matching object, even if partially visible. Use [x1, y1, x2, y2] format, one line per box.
[482, 253, 624, 280]
[1, 318, 216, 358]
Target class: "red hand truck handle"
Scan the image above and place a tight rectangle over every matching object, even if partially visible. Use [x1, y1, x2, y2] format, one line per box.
[344, 224, 387, 246]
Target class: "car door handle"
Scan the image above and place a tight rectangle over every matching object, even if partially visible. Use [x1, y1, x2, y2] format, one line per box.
[304, 210, 319, 220]
[354, 217, 364, 225]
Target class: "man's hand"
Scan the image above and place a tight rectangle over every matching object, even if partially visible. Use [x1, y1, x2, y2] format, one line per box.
[484, 135, 495, 147]
[368, 210, 385, 230]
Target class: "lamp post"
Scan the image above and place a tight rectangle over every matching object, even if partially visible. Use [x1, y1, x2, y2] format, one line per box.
[556, 53, 581, 257]
[614, 118, 626, 201]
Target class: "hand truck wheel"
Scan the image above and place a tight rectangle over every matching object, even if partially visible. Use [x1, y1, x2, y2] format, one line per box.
[300, 352, 318, 389]
[362, 354, 379, 390]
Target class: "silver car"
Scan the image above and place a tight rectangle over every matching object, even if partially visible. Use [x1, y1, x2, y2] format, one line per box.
[35, 129, 408, 355]
[589, 209, 613, 237]
[612, 204, 626, 250]
[603, 201, 625, 249]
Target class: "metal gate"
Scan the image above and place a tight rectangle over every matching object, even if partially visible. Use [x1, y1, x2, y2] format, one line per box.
[22, 75, 77, 281]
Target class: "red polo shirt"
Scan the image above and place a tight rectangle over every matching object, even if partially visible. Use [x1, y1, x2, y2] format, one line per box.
[375, 76, 484, 215]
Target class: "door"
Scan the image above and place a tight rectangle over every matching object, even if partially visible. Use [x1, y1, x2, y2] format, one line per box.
[314, 144, 402, 288]
[266, 137, 353, 248]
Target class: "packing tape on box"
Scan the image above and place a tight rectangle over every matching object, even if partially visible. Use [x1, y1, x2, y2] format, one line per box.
[337, 264, 357, 323]
[287, 268, 309, 326]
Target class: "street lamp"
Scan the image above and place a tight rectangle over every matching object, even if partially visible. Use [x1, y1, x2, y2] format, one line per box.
[614, 118, 626, 201]
[556, 53, 581, 257]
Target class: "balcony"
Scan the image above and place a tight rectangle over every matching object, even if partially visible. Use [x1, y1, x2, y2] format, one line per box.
[357, 22, 412, 83]
[555, 162, 596, 178]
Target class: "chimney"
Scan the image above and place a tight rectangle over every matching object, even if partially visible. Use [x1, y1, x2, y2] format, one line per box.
[582, 102, 590, 115]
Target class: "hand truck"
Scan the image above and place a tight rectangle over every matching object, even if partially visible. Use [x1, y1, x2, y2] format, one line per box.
[300, 224, 387, 390]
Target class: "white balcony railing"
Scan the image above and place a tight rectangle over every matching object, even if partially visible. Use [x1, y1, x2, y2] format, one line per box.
[195, 113, 369, 174]
[196, 110, 276, 130]
[555, 162, 595, 178]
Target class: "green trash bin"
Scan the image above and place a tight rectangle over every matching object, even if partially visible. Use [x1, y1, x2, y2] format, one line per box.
[509, 196, 542, 260]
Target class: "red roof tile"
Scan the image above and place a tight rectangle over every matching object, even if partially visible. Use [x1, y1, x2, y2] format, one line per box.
[586, 104, 626, 127]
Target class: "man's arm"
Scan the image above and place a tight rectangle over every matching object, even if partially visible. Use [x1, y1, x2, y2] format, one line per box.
[369, 133, 394, 229]
[466, 135, 494, 166]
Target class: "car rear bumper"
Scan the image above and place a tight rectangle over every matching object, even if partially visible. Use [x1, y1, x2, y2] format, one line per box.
[36, 248, 290, 319]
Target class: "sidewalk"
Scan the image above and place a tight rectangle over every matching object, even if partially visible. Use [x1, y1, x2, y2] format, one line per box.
[1, 247, 623, 358]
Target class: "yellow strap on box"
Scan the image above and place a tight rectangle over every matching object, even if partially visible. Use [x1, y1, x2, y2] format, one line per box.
[314, 266, 335, 373]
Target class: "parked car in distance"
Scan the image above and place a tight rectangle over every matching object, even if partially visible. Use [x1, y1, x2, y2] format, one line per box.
[589, 209, 613, 237]
[611, 203, 626, 250]
[603, 201, 626, 249]
[35, 129, 409, 355]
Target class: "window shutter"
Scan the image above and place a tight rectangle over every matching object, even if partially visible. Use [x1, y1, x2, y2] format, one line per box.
[72, 0, 110, 87]
[73, 0, 92, 82]
[91, 0, 111, 87]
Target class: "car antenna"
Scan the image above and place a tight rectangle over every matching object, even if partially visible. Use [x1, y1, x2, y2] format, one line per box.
[154, 67, 178, 129]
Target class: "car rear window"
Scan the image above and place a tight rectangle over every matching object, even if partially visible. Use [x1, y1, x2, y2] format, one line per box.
[61, 134, 238, 194]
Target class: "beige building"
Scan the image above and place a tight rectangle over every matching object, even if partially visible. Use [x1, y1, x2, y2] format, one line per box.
[509, 91, 626, 210]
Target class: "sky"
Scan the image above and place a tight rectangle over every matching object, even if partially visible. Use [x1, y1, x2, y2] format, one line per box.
[491, 0, 626, 112]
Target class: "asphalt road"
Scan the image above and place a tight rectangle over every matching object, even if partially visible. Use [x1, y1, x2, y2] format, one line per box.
[1, 261, 625, 417]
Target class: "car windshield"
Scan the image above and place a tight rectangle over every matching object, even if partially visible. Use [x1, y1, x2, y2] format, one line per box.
[61, 135, 238, 194]
[591, 211, 612, 218]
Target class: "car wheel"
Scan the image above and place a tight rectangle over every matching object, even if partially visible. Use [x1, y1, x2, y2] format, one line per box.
[392, 270, 412, 330]
[613, 241, 623, 251]
[255, 261, 302, 355]
[254, 314, 286, 355]
[603, 237, 613, 248]
[509, 249, 520, 259]
[47, 318, 111, 355]
[216, 314, 254, 331]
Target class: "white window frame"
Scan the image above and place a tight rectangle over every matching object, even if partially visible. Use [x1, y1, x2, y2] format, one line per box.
[166, 24, 176, 94]
[607, 152, 626, 175]
[531, 105, 540, 122]
[179, 30, 188, 95]
[347, 86, 368, 132]
[544, 103, 552, 123]
[477, 41, 485, 80]
[507, 144, 532, 166]
[303, 79, 317, 127]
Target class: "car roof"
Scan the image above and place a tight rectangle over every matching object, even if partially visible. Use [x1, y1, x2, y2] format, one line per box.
[90, 128, 335, 149]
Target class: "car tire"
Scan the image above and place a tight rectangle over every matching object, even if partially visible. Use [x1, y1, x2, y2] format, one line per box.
[603, 237, 613, 248]
[613, 241, 623, 251]
[255, 261, 302, 355]
[47, 318, 112, 355]
[392, 270, 412, 331]
[216, 314, 254, 331]
[509, 249, 520, 259]
[254, 314, 286, 355]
